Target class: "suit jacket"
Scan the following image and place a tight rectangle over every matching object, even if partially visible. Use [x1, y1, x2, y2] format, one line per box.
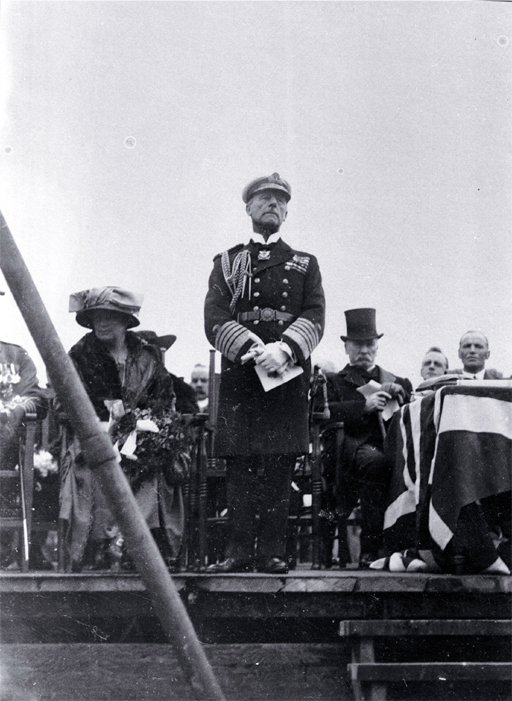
[322, 364, 412, 473]
[204, 237, 325, 456]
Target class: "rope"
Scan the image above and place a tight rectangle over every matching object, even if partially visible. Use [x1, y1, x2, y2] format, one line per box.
[221, 249, 252, 315]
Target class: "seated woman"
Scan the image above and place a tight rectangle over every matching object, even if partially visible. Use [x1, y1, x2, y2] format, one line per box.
[58, 286, 190, 572]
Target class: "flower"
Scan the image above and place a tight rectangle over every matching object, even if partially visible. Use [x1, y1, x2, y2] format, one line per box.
[33, 449, 59, 478]
[110, 407, 192, 486]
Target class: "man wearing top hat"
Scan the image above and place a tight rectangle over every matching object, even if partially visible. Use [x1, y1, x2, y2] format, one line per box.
[321, 308, 412, 568]
[204, 173, 325, 573]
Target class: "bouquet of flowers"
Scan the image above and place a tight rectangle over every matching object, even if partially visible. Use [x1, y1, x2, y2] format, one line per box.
[33, 449, 59, 478]
[110, 406, 192, 488]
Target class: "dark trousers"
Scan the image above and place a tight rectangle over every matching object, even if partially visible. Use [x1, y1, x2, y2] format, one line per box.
[480, 490, 511, 569]
[225, 455, 295, 562]
[351, 443, 391, 556]
[432, 502, 501, 574]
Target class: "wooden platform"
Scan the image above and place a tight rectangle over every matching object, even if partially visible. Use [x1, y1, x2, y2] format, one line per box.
[1, 570, 510, 700]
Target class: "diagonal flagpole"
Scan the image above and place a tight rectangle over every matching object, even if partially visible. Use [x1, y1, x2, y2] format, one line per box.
[0, 210, 226, 701]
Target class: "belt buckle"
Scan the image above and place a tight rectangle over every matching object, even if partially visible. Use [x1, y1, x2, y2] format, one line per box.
[260, 307, 275, 322]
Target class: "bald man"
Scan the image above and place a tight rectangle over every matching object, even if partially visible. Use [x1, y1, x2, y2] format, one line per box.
[457, 331, 502, 380]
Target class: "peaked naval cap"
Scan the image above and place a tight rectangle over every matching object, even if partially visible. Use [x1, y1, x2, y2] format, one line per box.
[69, 286, 143, 329]
[340, 308, 384, 342]
[242, 172, 291, 203]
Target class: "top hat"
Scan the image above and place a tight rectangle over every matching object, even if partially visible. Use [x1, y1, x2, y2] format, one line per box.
[136, 330, 177, 351]
[69, 286, 143, 329]
[242, 172, 291, 203]
[340, 308, 383, 342]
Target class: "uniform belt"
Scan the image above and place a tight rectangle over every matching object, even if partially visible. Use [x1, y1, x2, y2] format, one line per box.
[238, 308, 295, 323]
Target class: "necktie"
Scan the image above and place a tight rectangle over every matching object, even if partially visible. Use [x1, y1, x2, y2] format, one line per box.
[358, 367, 379, 383]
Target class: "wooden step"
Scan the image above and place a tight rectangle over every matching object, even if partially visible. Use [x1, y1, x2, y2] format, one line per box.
[339, 619, 512, 637]
[0, 643, 349, 701]
[349, 661, 512, 682]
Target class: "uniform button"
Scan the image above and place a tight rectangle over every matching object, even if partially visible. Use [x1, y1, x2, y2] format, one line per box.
[282, 278, 289, 284]
[253, 306, 259, 311]
[278, 320, 284, 326]
[254, 278, 260, 284]
[253, 291, 260, 297]
[284, 265, 290, 271]
[282, 291, 288, 298]
[280, 305, 286, 311]
[253, 320, 259, 325]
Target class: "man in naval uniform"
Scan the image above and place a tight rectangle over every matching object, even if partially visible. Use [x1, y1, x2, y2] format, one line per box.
[204, 173, 325, 573]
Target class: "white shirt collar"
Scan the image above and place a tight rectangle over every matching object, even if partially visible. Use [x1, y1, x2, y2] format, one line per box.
[251, 232, 281, 245]
[462, 368, 486, 380]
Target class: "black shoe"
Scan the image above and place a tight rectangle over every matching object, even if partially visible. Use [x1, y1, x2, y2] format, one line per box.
[358, 552, 378, 570]
[121, 558, 137, 573]
[258, 557, 289, 574]
[206, 557, 253, 574]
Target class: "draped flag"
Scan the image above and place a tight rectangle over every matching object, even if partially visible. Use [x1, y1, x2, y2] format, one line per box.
[384, 385, 512, 551]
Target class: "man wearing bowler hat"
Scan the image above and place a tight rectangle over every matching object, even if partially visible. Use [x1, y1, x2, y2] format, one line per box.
[321, 308, 412, 568]
[204, 173, 325, 573]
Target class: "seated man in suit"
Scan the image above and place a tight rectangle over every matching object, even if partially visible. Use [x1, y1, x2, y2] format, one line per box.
[420, 346, 449, 381]
[451, 330, 509, 569]
[453, 330, 502, 379]
[321, 308, 412, 568]
[190, 364, 209, 413]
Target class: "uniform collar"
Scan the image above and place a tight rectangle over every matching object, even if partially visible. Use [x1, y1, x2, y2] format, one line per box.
[250, 232, 281, 245]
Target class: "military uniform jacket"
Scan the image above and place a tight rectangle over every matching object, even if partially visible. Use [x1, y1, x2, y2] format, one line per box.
[0, 341, 47, 418]
[322, 364, 412, 473]
[0, 341, 47, 469]
[204, 238, 325, 456]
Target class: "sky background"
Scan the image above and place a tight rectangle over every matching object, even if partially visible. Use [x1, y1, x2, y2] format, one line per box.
[0, 1, 510, 390]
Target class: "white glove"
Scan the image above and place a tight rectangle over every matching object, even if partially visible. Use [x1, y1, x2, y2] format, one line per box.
[246, 331, 264, 347]
[254, 341, 292, 376]
[240, 331, 265, 364]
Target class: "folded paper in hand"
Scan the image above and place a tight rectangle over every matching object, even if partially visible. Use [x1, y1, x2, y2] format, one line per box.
[255, 363, 304, 392]
[357, 379, 399, 421]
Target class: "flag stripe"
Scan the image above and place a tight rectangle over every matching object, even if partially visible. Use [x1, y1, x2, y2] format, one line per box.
[439, 394, 512, 439]
[384, 385, 512, 553]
